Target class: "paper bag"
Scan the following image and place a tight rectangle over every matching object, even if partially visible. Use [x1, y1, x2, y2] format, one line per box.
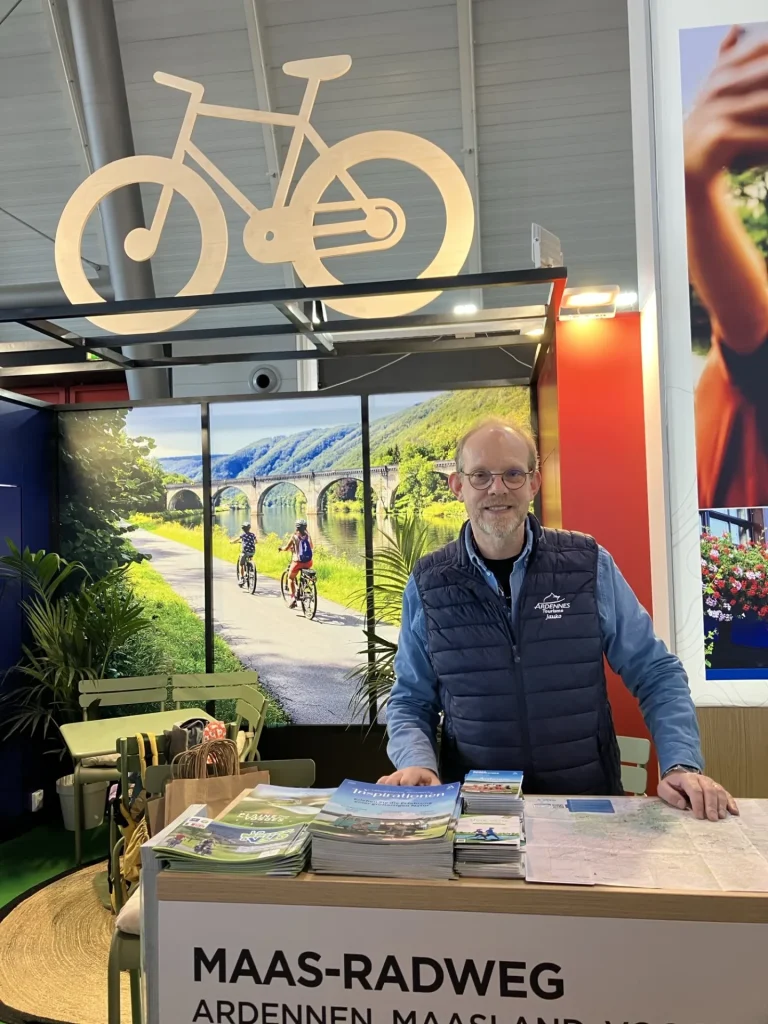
[146, 796, 165, 837]
[164, 770, 269, 826]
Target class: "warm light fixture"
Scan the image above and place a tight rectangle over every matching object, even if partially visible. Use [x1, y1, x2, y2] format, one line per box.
[615, 291, 638, 308]
[526, 327, 545, 338]
[453, 302, 478, 315]
[562, 287, 619, 309]
[559, 285, 620, 321]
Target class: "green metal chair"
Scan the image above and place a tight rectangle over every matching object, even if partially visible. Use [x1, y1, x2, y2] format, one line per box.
[170, 671, 259, 709]
[246, 759, 316, 787]
[72, 675, 169, 866]
[108, 836, 142, 1024]
[227, 686, 268, 762]
[618, 735, 652, 795]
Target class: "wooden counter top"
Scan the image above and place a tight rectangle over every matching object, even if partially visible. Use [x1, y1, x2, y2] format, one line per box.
[156, 869, 768, 924]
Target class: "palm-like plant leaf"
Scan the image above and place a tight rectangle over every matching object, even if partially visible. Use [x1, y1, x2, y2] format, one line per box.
[0, 542, 152, 752]
[348, 516, 431, 722]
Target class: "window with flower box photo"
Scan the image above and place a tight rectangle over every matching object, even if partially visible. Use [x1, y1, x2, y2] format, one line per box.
[701, 508, 768, 673]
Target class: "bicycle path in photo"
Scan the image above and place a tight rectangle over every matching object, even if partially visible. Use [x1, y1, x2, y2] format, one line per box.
[131, 529, 398, 726]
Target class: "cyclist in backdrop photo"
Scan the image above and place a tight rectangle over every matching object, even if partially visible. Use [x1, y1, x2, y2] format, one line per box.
[280, 519, 314, 609]
[232, 523, 257, 587]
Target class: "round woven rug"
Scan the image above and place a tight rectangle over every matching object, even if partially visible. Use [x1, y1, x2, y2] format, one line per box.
[0, 861, 133, 1024]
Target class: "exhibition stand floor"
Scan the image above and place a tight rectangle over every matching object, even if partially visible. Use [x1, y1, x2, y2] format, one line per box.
[0, 827, 121, 1024]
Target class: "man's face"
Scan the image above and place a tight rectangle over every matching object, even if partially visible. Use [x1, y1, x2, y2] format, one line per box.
[449, 427, 541, 541]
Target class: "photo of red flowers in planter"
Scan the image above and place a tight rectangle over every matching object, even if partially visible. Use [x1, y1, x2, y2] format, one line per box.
[701, 515, 768, 670]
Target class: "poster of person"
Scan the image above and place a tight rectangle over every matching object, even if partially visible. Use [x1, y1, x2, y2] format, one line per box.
[681, 22, 768, 675]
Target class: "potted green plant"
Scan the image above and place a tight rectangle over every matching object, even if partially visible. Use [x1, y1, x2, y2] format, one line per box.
[0, 542, 152, 823]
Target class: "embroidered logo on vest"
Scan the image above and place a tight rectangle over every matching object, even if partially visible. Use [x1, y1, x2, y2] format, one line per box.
[534, 593, 571, 620]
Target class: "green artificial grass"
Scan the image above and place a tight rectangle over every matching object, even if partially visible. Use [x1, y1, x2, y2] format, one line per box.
[0, 821, 108, 910]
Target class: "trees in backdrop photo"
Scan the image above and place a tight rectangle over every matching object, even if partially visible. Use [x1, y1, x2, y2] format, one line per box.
[58, 405, 287, 726]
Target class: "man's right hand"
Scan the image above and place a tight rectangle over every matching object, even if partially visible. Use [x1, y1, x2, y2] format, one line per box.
[377, 767, 440, 786]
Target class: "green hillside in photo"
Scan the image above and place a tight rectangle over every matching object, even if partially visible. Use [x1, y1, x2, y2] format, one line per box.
[159, 387, 530, 478]
[364, 387, 530, 467]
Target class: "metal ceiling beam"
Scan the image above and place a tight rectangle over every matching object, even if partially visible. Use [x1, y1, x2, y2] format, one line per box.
[243, 0, 316, 389]
[87, 305, 547, 349]
[67, 0, 169, 400]
[20, 319, 132, 370]
[0, 360, 124, 380]
[456, 0, 483, 309]
[274, 301, 334, 353]
[0, 268, 565, 324]
[126, 332, 537, 370]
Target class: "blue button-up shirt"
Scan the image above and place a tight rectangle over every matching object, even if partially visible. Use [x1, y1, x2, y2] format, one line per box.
[387, 521, 703, 777]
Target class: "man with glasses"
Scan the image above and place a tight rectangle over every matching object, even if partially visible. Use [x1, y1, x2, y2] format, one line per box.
[380, 419, 737, 822]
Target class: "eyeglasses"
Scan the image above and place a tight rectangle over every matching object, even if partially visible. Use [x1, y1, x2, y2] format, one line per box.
[462, 469, 533, 491]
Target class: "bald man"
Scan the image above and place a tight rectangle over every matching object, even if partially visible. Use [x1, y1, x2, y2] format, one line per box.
[381, 419, 737, 822]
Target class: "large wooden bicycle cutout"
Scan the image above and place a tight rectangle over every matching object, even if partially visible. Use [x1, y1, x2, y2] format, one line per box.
[54, 55, 475, 334]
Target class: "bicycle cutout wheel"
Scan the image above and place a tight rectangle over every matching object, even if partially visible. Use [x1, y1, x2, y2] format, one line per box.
[248, 562, 258, 595]
[235, 560, 242, 585]
[301, 576, 318, 620]
[280, 570, 291, 605]
[55, 155, 228, 334]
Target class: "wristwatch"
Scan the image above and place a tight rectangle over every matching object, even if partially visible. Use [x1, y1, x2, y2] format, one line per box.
[662, 764, 701, 779]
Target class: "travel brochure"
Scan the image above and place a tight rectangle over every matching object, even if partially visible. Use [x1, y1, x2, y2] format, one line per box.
[461, 770, 525, 815]
[218, 784, 337, 828]
[455, 814, 523, 846]
[153, 816, 310, 875]
[310, 780, 462, 879]
[154, 784, 332, 875]
[454, 813, 526, 879]
[151, 776, 530, 880]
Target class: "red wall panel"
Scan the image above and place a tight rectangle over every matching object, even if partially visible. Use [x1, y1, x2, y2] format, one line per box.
[10, 382, 129, 404]
[545, 313, 658, 789]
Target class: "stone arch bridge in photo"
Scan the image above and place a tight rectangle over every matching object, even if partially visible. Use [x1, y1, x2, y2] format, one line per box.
[166, 461, 456, 516]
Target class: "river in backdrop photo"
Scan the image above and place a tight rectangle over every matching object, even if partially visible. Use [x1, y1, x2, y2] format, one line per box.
[55, 386, 530, 725]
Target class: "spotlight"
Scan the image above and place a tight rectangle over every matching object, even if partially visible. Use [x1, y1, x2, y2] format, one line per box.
[453, 303, 478, 315]
[560, 285, 620, 321]
[616, 291, 639, 309]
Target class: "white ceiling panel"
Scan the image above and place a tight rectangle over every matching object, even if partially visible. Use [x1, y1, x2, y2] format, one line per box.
[0, 0, 638, 386]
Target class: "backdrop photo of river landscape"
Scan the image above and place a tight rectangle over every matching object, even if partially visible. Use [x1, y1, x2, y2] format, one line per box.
[55, 385, 529, 725]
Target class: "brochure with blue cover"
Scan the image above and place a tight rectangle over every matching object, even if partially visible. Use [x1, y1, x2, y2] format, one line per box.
[310, 780, 462, 879]
[311, 780, 461, 843]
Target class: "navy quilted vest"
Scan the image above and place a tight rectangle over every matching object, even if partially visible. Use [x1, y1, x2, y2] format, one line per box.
[412, 516, 622, 795]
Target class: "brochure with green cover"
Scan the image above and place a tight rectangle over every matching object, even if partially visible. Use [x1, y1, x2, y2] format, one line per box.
[218, 784, 336, 830]
[154, 815, 309, 874]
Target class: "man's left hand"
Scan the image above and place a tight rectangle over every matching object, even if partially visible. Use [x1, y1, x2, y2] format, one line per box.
[657, 770, 738, 821]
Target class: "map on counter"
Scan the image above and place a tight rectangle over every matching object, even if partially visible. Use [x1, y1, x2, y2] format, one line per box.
[524, 796, 768, 892]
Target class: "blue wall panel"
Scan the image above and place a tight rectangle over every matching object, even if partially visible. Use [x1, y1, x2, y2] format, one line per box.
[0, 397, 53, 820]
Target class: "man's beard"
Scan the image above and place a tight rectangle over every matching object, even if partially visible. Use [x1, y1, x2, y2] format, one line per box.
[474, 505, 527, 540]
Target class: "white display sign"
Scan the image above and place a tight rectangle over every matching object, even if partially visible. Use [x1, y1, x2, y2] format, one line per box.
[157, 901, 768, 1024]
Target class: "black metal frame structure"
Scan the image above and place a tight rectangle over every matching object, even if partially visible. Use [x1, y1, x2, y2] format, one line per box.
[2, 268, 566, 723]
[0, 268, 566, 383]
